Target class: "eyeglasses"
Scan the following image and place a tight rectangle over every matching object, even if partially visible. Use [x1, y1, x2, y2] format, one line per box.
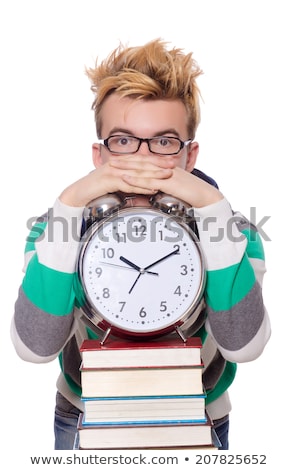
[98, 135, 192, 156]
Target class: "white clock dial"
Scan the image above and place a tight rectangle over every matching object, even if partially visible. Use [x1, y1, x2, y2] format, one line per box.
[79, 207, 205, 337]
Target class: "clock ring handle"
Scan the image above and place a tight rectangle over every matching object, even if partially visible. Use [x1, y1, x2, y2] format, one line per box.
[86, 191, 195, 221]
[87, 192, 154, 220]
[87, 192, 125, 220]
[150, 192, 193, 218]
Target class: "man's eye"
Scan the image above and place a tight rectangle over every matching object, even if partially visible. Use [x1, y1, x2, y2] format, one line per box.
[118, 137, 130, 146]
[157, 138, 171, 147]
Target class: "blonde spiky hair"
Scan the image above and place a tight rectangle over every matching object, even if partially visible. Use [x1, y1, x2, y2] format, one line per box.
[86, 38, 203, 139]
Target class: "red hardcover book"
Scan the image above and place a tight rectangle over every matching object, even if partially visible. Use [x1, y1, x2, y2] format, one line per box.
[80, 336, 202, 369]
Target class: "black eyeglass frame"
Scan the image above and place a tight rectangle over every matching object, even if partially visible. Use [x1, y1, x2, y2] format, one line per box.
[98, 135, 193, 156]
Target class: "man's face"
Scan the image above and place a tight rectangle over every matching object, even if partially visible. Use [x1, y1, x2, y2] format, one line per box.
[93, 94, 198, 171]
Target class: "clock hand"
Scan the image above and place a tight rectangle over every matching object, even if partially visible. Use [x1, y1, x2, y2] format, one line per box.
[99, 261, 136, 271]
[128, 249, 178, 294]
[119, 256, 158, 276]
[128, 273, 142, 294]
[144, 247, 180, 270]
[120, 256, 159, 294]
[119, 256, 141, 272]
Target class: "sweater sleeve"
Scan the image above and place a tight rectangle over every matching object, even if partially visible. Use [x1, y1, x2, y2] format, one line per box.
[194, 198, 271, 363]
[11, 198, 85, 363]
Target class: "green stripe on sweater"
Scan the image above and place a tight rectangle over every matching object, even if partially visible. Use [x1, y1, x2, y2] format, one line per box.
[25, 221, 47, 253]
[22, 255, 75, 315]
[205, 256, 255, 311]
[242, 228, 265, 260]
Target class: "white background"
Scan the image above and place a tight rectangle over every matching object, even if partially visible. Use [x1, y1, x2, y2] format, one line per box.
[0, 1, 297, 467]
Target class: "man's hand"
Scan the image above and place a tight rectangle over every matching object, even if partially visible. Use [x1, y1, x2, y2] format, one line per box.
[59, 153, 222, 209]
[112, 155, 223, 208]
[59, 155, 174, 207]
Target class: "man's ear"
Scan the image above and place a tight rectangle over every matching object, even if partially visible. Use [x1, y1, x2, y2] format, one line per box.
[92, 143, 102, 168]
[185, 141, 199, 172]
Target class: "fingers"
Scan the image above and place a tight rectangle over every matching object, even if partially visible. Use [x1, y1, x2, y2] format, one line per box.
[109, 155, 175, 170]
[104, 155, 173, 193]
[120, 167, 173, 192]
[86, 159, 174, 199]
[109, 156, 174, 191]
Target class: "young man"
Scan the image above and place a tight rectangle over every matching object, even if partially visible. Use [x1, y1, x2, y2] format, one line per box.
[11, 39, 271, 450]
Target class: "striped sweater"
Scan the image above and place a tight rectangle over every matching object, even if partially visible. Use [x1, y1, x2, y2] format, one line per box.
[11, 180, 271, 421]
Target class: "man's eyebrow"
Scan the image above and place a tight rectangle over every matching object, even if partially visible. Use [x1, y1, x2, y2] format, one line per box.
[153, 129, 180, 137]
[108, 127, 132, 136]
[107, 127, 180, 137]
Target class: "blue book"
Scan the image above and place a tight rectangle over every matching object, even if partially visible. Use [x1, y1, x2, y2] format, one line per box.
[81, 393, 206, 425]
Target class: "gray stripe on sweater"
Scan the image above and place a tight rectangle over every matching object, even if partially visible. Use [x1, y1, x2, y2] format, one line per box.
[206, 282, 264, 351]
[14, 287, 74, 357]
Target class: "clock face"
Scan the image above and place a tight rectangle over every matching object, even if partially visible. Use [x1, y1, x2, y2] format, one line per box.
[79, 207, 205, 336]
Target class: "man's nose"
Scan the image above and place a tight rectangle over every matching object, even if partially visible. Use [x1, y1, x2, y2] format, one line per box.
[138, 140, 151, 156]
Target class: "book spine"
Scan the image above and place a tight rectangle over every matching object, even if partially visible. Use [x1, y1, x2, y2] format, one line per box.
[81, 418, 208, 426]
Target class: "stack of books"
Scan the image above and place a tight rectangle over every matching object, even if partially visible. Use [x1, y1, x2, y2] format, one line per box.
[77, 336, 218, 449]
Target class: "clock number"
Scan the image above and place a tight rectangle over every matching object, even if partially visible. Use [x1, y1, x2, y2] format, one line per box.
[180, 264, 188, 275]
[101, 248, 114, 259]
[139, 307, 147, 318]
[119, 301, 126, 312]
[127, 218, 147, 241]
[174, 286, 182, 296]
[102, 288, 110, 298]
[115, 232, 127, 243]
[160, 301, 167, 312]
[95, 267, 102, 277]
[173, 244, 180, 254]
[134, 224, 146, 237]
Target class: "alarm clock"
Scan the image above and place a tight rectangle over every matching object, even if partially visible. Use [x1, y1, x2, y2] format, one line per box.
[77, 192, 206, 343]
